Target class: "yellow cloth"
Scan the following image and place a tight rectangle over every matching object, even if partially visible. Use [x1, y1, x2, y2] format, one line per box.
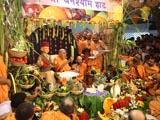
[144, 63, 159, 77]
[79, 63, 87, 77]
[149, 94, 160, 120]
[53, 56, 71, 72]
[40, 111, 71, 120]
[79, 39, 90, 64]
[88, 41, 104, 70]
[136, 64, 146, 79]
[77, 40, 82, 55]
[122, 67, 138, 82]
[4, 113, 15, 120]
[0, 56, 9, 104]
[72, 63, 87, 77]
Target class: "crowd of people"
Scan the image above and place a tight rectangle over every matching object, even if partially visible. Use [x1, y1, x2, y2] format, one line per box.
[0, 32, 160, 120]
[121, 34, 160, 119]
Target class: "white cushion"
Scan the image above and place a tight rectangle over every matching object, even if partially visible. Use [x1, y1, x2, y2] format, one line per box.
[0, 101, 12, 116]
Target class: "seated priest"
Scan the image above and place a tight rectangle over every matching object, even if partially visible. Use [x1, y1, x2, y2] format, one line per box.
[40, 97, 79, 120]
[36, 41, 57, 90]
[71, 56, 87, 78]
[53, 49, 74, 72]
[148, 73, 160, 96]
[144, 58, 159, 77]
[121, 57, 138, 82]
[149, 89, 160, 120]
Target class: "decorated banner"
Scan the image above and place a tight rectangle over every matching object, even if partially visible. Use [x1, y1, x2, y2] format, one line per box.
[22, 0, 123, 22]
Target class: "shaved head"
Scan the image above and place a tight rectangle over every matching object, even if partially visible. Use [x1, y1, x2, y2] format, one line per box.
[128, 110, 146, 120]
[59, 49, 66, 53]
[58, 49, 67, 59]
[76, 56, 83, 64]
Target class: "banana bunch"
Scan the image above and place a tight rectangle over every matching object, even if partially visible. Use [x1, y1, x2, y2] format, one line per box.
[140, 6, 151, 21]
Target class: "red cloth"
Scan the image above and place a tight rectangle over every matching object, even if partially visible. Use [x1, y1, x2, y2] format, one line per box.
[42, 60, 48, 66]
[40, 42, 49, 47]
[113, 96, 144, 110]
[77, 111, 89, 120]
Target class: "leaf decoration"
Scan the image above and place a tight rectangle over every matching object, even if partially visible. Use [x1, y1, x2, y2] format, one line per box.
[61, 27, 64, 40]
[71, 45, 74, 58]
[82, 21, 86, 28]
[39, 18, 43, 28]
[48, 27, 50, 37]
[61, 20, 66, 28]
[68, 33, 71, 44]
[73, 40, 76, 48]
[49, 19, 54, 28]
[43, 28, 45, 40]
[91, 22, 95, 29]
[52, 27, 55, 38]
[35, 31, 39, 44]
[56, 26, 59, 37]
[72, 20, 77, 28]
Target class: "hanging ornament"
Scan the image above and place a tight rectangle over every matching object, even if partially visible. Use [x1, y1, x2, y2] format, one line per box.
[82, 21, 86, 28]
[56, 26, 59, 37]
[71, 45, 74, 58]
[49, 19, 54, 28]
[61, 20, 67, 28]
[42, 28, 45, 40]
[52, 27, 55, 38]
[99, 21, 104, 31]
[73, 40, 76, 48]
[68, 33, 71, 44]
[35, 31, 39, 43]
[91, 22, 95, 29]
[61, 27, 65, 40]
[72, 20, 77, 28]
[39, 18, 43, 28]
[48, 27, 50, 36]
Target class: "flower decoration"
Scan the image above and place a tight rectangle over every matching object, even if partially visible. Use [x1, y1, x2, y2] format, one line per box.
[94, 72, 107, 85]
[137, 100, 144, 108]
[128, 95, 139, 110]
[57, 86, 69, 93]
[61, 77, 67, 86]
[76, 108, 84, 115]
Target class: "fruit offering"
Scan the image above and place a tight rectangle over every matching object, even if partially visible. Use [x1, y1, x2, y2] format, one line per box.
[19, 75, 35, 85]
[10, 56, 28, 63]
[57, 86, 69, 93]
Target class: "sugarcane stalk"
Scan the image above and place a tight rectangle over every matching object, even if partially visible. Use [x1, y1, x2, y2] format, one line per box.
[9, 73, 16, 94]
[52, 27, 55, 38]
[56, 26, 59, 37]
[35, 31, 39, 44]
[61, 27, 64, 40]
